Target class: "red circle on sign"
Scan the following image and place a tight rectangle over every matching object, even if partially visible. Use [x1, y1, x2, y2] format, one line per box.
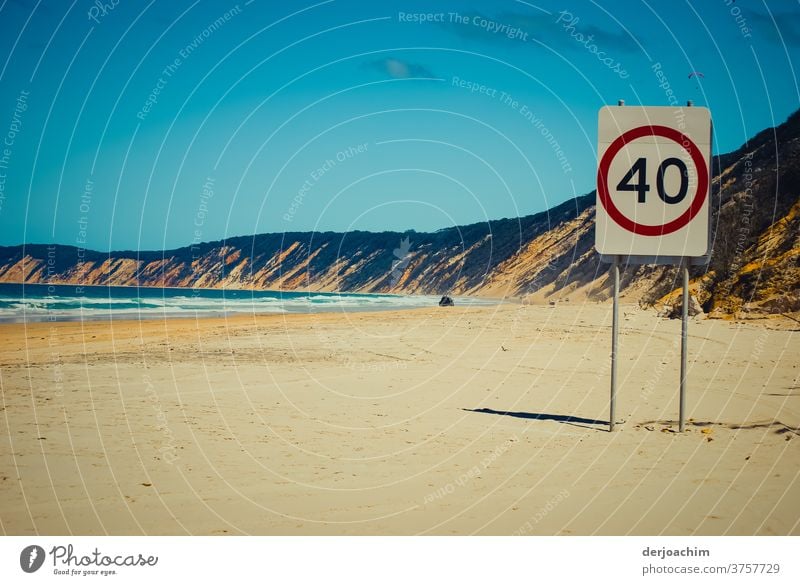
[597, 125, 708, 236]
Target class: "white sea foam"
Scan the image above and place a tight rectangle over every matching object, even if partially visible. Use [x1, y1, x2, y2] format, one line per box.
[0, 284, 495, 322]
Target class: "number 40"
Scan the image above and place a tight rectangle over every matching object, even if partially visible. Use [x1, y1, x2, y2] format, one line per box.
[616, 157, 688, 204]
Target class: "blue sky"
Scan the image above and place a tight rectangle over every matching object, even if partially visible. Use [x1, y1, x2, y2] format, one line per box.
[0, 0, 798, 251]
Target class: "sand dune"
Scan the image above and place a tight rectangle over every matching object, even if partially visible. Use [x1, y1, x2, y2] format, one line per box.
[0, 304, 797, 535]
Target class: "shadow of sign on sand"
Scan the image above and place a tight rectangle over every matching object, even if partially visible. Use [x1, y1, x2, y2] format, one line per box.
[463, 408, 608, 428]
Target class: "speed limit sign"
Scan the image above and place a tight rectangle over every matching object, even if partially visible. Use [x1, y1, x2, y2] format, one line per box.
[595, 106, 711, 257]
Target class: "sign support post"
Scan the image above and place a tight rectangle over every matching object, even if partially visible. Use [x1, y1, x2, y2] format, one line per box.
[608, 97, 624, 434]
[679, 256, 689, 432]
[610, 255, 620, 432]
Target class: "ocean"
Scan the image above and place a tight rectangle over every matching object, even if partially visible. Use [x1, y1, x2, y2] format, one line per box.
[0, 283, 492, 322]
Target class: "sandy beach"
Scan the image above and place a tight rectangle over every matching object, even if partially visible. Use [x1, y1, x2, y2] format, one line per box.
[0, 303, 797, 535]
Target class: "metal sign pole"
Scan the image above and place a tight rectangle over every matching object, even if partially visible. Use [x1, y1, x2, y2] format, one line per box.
[679, 256, 689, 432]
[610, 254, 620, 432]
[678, 99, 693, 433]
[608, 97, 625, 434]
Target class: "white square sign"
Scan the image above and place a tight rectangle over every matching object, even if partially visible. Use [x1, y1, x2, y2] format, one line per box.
[595, 106, 711, 257]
